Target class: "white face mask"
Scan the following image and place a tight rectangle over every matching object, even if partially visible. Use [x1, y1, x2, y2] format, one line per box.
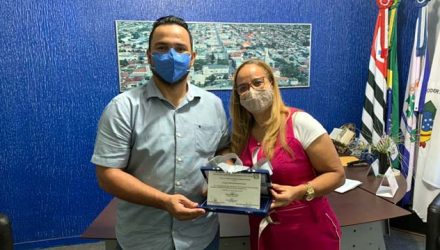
[239, 88, 274, 114]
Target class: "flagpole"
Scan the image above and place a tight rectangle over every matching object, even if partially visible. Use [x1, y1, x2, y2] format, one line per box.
[400, 0, 430, 205]
[360, 0, 393, 146]
[411, 0, 430, 188]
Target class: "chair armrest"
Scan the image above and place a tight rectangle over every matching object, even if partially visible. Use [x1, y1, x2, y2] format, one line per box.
[0, 213, 13, 250]
[427, 193, 440, 250]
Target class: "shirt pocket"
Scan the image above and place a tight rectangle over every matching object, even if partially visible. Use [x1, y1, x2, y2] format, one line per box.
[194, 123, 221, 155]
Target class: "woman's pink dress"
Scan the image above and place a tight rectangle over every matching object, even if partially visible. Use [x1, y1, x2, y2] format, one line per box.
[240, 108, 341, 250]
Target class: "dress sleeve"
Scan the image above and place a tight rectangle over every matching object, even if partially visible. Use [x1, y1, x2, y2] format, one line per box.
[91, 98, 132, 168]
[292, 112, 327, 150]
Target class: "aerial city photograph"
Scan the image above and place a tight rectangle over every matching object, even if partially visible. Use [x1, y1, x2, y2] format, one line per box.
[116, 21, 311, 92]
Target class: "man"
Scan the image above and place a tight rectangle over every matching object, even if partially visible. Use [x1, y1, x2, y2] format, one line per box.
[91, 16, 229, 250]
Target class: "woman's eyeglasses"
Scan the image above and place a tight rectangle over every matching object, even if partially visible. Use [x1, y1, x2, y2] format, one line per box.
[236, 76, 267, 95]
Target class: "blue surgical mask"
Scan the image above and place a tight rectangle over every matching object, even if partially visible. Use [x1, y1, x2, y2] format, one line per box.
[151, 48, 191, 85]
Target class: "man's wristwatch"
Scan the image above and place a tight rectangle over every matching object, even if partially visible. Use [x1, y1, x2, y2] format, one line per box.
[304, 182, 315, 201]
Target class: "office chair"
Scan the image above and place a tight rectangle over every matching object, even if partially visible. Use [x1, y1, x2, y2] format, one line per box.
[427, 193, 440, 250]
[0, 213, 13, 250]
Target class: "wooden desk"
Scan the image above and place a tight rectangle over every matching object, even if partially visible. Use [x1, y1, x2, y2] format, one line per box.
[345, 165, 407, 204]
[334, 165, 410, 249]
[82, 199, 117, 239]
[82, 188, 410, 239]
[328, 188, 409, 227]
[82, 166, 410, 249]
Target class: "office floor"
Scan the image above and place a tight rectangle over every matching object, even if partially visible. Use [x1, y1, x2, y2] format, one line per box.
[384, 228, 425, 250]
[44, 228, 425, 250]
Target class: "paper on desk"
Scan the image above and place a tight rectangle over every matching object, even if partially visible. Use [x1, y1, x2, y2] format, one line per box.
[339, 156, 359, 167]
[334, 179, 362, 193]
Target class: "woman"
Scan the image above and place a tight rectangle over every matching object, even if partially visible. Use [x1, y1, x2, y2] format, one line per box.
[230, 59, 345, 250]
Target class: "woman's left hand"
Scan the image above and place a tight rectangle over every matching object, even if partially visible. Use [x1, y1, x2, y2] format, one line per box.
[270, 183, 304, 209]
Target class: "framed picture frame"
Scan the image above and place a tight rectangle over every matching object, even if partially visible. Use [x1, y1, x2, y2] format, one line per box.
[116, 20, 312, 92]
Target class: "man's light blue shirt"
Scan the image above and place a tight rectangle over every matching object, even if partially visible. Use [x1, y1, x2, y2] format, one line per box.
[91, 80, 230, 250]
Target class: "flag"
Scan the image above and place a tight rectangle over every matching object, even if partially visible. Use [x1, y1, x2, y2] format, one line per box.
[400, 0, 430, 205]
[413, 30, 440, 222]
[385, 0, 400, 169]
[360, 0, 392, 145]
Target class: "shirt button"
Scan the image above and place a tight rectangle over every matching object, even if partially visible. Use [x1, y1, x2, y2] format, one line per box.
[176, 132, 182, 138]
[177, 157, 183, 162]
[176, 181, 181, 186]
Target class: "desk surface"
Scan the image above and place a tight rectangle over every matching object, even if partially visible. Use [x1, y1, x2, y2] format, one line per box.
[345, 166, 407, 204]
[82, 166, 410, 239]
[82, 198, 117, 239]
[328, 188, 409, 226]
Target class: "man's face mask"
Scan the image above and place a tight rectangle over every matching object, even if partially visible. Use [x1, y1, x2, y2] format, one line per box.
[151, 48, 191, 85]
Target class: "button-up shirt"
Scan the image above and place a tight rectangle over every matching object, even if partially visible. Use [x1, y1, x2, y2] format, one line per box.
[91, 80, 230, 250]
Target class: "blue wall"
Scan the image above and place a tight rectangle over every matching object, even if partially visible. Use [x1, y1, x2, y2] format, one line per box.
[0, 0, 418, 248]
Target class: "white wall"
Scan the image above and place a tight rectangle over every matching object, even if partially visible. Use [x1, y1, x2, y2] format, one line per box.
[428, 0, 440, 62]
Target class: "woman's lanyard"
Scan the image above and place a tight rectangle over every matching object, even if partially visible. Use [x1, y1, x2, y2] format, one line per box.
[252, 143, 277, 250]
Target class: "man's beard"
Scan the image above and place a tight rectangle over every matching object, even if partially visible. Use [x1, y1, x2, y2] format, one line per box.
[151, 68, 190, 85]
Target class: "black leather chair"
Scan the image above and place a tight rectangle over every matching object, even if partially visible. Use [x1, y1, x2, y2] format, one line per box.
[0, 213, 13, 250]
[427, 193, 440, 250]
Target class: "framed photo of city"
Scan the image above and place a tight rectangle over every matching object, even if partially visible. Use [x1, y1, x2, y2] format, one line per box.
[116, 20, 312, 92]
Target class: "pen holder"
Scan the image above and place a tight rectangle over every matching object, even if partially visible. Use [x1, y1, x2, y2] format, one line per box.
[377, 153, 390, 175]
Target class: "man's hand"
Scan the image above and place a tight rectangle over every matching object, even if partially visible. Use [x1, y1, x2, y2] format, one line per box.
[164, 194, 206, 220]
[270, 183, 304, 209]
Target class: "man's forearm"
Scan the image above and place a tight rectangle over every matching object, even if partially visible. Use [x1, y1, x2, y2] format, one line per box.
[96, 166, 169, 210]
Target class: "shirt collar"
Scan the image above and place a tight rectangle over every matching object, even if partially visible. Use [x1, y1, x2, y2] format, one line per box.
[145, 79, 202, 102]
[186, 82, 202, 102]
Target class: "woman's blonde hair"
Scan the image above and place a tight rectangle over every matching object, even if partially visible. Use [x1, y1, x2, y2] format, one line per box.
[230, 59, 293, 160]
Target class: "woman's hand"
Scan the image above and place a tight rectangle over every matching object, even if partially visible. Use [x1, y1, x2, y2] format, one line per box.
[270, 183, 305, 209]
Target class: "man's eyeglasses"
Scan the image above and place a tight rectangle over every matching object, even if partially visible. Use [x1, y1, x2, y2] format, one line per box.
[236, 77, 267, 95]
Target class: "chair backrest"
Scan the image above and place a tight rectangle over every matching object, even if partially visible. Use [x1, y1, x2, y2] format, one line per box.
[0, 213, 13, 250]
[427, 193, 440, 250]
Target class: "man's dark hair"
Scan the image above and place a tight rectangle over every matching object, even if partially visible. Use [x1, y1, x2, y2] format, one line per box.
[148, 15, 193, 50]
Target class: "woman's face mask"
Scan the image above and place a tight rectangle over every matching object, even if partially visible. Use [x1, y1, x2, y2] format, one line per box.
[239, 88, 274, 114]
[151, 48, 191, 85]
